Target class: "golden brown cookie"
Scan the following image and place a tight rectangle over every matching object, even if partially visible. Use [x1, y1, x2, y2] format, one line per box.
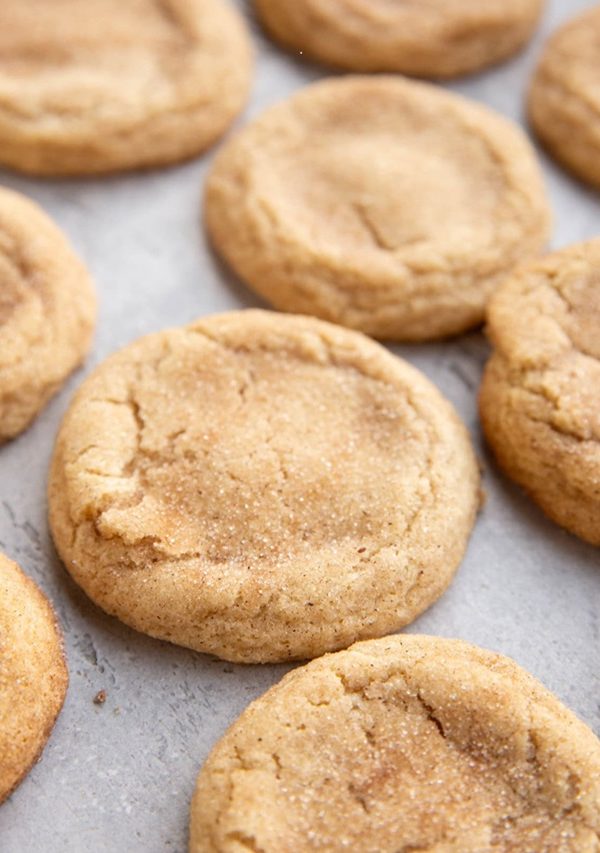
[0, 552, 68, 804]
[480, 241, 600, 545]
[0, 187, 95, 443]
[256, 0, 545, 78]
[205, 77, 551, 342]
[0, 0, 252, 176]
[529, 5, 600, 189]
[190, 634, 600, 852]
[49, 310, 480, 664]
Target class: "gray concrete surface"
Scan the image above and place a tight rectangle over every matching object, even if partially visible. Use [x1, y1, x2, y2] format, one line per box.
[0, 1, 599, 850]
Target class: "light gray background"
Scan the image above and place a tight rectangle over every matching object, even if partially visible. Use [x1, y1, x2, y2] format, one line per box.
[1, 1, 599, 850]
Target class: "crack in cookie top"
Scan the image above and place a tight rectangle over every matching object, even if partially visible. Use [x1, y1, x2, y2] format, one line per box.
[480, 240, 600, 544]
[205, 76, 550, 342]
[49, 311, 480, 662]
[190, 635, 600, 851]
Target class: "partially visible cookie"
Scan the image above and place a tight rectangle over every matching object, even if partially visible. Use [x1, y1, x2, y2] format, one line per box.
[190, 634, 600, 852]
[0, 0, 252, 175]
[0, 188, 95, 443]
[205, 76, 550, 342]
[480, 241, 600, 545]
[0, 552, 68, 804]
[49, 310, 480, 663]
[529, 6, 600, 189]
[255, 0, 545, 78]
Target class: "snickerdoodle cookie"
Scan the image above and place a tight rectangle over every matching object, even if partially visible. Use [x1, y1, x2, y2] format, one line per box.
[49, 310, 479, 663]
[480, 241, 600, 545]
[256, 0, 545, 78]
[205, 77, 550, 342]
[0, 553, 68, 804]
[530, 5, 600, 189]
[190, 634, 600, 852]
[0, 187, 95, 443]
[0, 0, 252, 176]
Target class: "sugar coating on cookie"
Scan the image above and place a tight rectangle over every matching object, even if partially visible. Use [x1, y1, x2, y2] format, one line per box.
[49, 311, 479, 663]
[205, 77, 550, 342]
[0, 187, 95, 443]
[190, 634, 600, 851]
[0, 0, 252, 175]
[0, 553, 68, 804]
[256, 0, 545, 78]
[530, 6, 600, 189]
[480, 241, 600, 545]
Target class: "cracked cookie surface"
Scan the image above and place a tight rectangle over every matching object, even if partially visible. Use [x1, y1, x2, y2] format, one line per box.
[529, 5, 600, 189]
[0, 187, 95, 443]
[480, 240, 600, 545]
[0, 0, 252, 175]
[190, 634, 600, 852]
[205, 76, 550, 342]
[48, 310, 479, 663]
[0, 552, 68, 804]
[255, 0, 545, 78]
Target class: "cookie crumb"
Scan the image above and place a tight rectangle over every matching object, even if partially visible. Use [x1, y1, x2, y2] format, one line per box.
[93, 690, 107, 706]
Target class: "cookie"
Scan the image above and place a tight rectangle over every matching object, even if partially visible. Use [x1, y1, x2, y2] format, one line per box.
[49, 310, 479, 664]
[0, 187, 95, 443]
[480, 241, 600, 545]
[0, 553, 68, 804]
[205, 77, 551, 342]
[0, 0, 252, 176]
[255, 0, 545, 78]
[190, 634, 600, 852]
[529, 6, 600, 189]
